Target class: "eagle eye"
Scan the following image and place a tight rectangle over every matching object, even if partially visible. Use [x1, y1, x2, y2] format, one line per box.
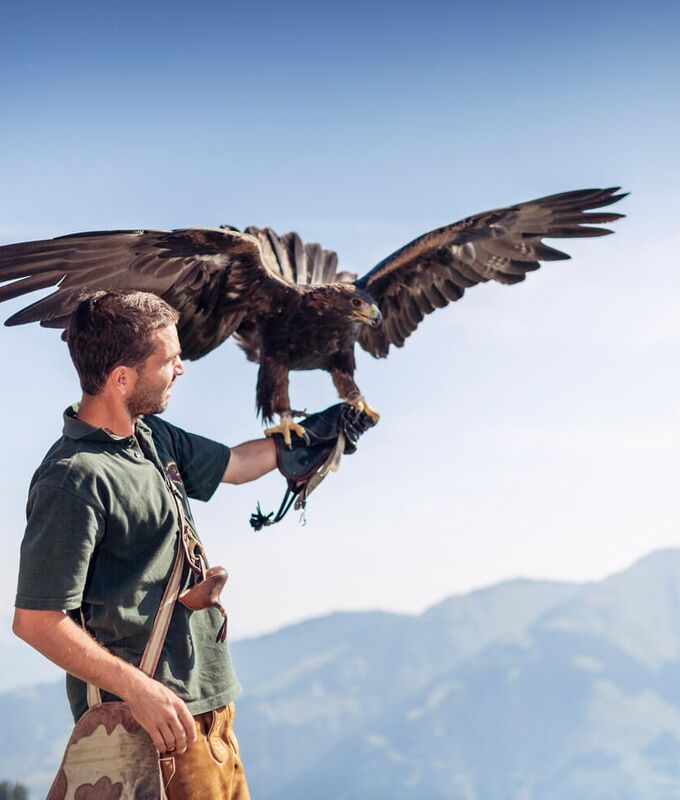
[351, 297, 362, 307]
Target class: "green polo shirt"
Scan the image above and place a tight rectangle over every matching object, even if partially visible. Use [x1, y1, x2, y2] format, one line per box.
[15, 405, 241, 721]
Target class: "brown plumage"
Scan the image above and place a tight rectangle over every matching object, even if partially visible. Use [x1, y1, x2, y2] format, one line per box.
[0, 187, 627, 424]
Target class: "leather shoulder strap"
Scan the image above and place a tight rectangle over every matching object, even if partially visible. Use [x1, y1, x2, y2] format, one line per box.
[85, 470, 190, 707]
[138, 483, 188, 677]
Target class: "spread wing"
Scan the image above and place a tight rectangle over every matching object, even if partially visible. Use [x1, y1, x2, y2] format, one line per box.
[0, 227, 297, 360]
[355, 187, 627, 357]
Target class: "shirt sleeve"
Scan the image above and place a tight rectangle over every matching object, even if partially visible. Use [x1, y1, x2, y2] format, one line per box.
[15, 484, 105, 611]
[149, 418, 231, 502]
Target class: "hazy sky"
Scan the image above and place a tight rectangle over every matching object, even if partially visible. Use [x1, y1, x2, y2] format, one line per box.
[1, 0, 679, 685]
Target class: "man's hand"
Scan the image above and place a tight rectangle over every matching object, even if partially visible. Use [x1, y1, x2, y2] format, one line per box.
[282, 403, 376, 455]
[274, 403, 376, 475]
[123, 672, 197, 754]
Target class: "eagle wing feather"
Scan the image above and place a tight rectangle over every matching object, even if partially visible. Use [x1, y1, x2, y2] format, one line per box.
[355, 187, 626, 357]
[0, 227, 296, 360]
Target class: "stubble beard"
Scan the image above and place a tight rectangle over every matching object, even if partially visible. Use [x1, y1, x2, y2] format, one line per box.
[127, 379, 170, 417]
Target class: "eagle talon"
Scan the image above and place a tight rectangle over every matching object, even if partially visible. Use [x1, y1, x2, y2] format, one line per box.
[264, 416, 308, 447]
[347, 395, 380, 423]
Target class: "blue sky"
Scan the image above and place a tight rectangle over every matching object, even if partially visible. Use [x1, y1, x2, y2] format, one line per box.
[1, 0, 679, 686]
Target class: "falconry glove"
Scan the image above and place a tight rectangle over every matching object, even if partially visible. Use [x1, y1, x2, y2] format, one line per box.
[250, 403, 376, 531]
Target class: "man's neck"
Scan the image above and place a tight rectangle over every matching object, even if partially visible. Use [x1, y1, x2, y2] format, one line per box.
[76, 394, 138, 437]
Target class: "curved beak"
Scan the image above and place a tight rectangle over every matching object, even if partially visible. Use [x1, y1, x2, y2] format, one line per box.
[352, 304, 382, 328]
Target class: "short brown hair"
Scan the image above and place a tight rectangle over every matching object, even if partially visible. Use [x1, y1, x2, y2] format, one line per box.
[67, 291, 180, 395]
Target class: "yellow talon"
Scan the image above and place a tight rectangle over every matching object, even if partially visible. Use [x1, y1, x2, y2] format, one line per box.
[347, 395, 380, 423]
[264, 416, 307, 447]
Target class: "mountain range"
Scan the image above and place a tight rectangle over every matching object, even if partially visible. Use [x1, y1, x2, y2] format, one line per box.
[4, 549, 680, 799]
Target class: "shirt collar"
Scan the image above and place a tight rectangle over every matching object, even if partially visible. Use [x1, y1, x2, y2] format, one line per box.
[62, 404, 151, 444]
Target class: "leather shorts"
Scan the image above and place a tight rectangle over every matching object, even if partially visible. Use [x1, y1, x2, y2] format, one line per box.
[161, 703, 250, 800]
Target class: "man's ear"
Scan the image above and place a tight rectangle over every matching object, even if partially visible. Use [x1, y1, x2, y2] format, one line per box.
[107, 365, 137, 397]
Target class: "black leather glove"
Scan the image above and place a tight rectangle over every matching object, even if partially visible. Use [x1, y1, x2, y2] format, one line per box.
[273, 403, 376, 484]
[251, 404, 376, 531]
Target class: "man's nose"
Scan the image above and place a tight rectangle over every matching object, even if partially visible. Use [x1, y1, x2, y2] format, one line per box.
[175, 358, 185, 376]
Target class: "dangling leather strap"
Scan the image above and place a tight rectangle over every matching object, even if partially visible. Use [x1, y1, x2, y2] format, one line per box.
[249, 430, 346, 530]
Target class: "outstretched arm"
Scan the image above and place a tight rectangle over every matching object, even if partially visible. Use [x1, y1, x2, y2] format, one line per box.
[222, 437, 277, 485]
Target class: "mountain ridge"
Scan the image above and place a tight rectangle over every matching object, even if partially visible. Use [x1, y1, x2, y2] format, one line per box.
[3, 549, 680, 799]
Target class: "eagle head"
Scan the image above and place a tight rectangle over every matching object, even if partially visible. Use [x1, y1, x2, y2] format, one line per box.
[337, 285, 382, 328]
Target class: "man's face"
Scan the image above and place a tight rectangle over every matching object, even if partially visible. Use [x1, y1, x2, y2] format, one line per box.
[127, 325, 184, 416]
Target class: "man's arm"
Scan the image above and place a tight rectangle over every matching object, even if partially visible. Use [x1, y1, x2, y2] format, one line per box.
[222, 437, 276, 485]
[12, 609, 196, 754]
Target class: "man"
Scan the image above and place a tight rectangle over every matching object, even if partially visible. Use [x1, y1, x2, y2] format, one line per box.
[12, 290, 280, 798]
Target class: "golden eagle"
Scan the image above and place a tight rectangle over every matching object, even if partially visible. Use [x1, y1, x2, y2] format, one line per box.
[0, 187, 626, 443]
